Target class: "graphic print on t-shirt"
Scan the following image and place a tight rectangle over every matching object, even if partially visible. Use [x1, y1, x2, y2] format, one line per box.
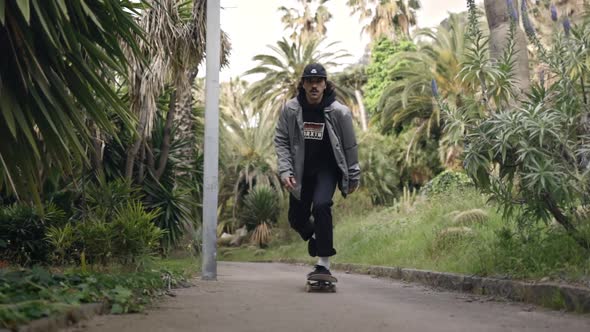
[303, 122, 325, 140]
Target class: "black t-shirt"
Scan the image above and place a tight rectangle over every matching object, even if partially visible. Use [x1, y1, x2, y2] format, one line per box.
[297, 89, 338, 177]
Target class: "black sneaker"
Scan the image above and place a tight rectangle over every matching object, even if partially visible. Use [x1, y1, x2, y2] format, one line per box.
[307, 237, 317, 257]
[307, 265, 332, 279]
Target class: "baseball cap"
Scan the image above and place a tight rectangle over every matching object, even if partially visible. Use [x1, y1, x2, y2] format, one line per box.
[302, 63, 327, 79]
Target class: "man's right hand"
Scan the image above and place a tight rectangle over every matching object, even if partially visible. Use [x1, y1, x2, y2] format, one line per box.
[282, 176, 296, 191]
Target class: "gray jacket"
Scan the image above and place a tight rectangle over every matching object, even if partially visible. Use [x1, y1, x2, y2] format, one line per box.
[274, 97, 361, 200]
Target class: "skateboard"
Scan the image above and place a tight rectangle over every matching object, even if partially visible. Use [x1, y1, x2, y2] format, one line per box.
[305, 274, 337, 293]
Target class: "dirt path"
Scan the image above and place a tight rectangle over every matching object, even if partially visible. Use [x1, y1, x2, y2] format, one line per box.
[68, 262, 590, 332]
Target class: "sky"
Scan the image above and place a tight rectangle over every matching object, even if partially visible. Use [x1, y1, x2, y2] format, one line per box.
[204, 0, 480, 82]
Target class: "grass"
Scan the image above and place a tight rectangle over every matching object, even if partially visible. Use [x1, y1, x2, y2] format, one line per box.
[220, 188, 590, 285]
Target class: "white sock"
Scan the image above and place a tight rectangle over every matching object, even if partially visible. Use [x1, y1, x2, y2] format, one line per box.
[317, 256, 330, 270]
[312, 233, 316, 239]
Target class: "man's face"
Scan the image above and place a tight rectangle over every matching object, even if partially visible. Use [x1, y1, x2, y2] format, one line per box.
[302, 77, 326, 105]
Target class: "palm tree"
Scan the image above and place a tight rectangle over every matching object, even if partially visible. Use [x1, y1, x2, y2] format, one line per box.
[394, 0, 421, 37]
[346, 0, 421, 40]
[279, 0, 332, 41]
[124, 0, 230, 181]
[0, 0, 142, 203]
[172, 0, 230, 179]
[219, 79, 282, 217]
[377, 14, 472, 168]
[243, 37, 350, 113]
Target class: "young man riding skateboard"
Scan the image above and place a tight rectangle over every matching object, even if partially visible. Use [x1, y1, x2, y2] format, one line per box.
[274, 63, 361, 281]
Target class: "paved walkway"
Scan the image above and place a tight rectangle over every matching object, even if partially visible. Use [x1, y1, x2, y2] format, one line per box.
[68, 262, 590, 332]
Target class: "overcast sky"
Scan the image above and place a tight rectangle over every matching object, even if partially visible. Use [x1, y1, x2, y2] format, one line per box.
[204, 0, 481, 82]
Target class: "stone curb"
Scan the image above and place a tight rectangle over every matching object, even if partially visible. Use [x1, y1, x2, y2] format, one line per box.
[0, 303, 108, 332]
[274, 258, 590, 313]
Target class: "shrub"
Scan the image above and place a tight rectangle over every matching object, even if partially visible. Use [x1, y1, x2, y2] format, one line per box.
[78, 177, 139, 222]
[45, 223, 76, 265]
[75, 201, 164, 266]
[0, 203, 66, 266]
[110, 201, 164, 264]
[76, 219, 113, 265]
[420, 170, 474, 197]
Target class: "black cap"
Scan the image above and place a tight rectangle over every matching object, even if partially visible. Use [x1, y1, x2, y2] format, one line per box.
[302, 63, 327, 78]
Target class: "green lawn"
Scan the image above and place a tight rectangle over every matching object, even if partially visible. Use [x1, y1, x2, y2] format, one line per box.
[220, 188, 590, 284]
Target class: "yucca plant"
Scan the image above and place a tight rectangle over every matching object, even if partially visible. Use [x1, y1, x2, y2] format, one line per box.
[143, 178, 193, 253]
[142, 107, 200, 253]
[240, 185, 280, 248]
[0, 0, 142, 203]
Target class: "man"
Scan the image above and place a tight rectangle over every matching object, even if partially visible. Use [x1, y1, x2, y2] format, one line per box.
[274, 63, 361, 279]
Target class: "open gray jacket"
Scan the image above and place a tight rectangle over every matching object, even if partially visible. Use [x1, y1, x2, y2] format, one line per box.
[274, 97, 361, 200]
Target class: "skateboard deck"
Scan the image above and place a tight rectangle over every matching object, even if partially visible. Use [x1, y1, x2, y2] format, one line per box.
[306, 274, 337, 293]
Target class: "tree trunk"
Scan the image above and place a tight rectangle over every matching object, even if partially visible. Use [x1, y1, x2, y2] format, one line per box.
[155, 89, 178, 179]
[354, 89, 368, 132]
[90, 122, 104, 176]
[173, 69, 199, 176]
[138, 141, 146, 184]
[484, 0, 531, 95]
[543, 194, 590, 250]
[125, 109, 149, 181]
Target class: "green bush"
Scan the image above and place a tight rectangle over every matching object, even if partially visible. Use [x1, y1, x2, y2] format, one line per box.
[110, 201, 164, 264]
[420, 170, 474, 197]
[0, 203, 66, 266]
[79, 177, 139, 222]
[76, 219, 113, 265]
[75, 201, 164, 266]
[45, 223, 76, 265]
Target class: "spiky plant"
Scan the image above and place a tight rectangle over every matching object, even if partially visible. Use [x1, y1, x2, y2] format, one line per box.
[241, 185, 280, 232]
[461, 2, 590, 250]
[0, 0, 142, 203]
[242, 185, 279, 248]
[250, 222, 272, 248]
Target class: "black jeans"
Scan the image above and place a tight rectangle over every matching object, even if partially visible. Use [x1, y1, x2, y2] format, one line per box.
[288, 168, 338, 257]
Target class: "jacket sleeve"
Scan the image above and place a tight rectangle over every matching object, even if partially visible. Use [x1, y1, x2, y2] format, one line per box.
[274, 105, 293, 180]
[340, 108, 361, 186]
